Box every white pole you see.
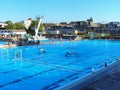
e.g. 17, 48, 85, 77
35, 17, 42, 41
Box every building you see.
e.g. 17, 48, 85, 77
92, 22, 120, 38
0, 29, 26, 39
24, 18, 32, 29
60, 25, 75, 35
87, 17, 93, 27
70, 21, 88, 30
0, 22, 8, 29
45, 23, 77, 35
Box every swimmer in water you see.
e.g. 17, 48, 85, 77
39, 48, 46, 53
67, 47, 72, 50
39, 48, 43, 51
65, 52, 80, 57
65, 52, 73, 57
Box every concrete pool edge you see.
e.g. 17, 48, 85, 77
56, 60, 120, 90
0, 44, 16, 48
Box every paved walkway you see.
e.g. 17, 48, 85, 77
82, 61, 120, 90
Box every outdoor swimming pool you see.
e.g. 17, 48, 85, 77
0, 40, 120, 90
0, 41, 6, 45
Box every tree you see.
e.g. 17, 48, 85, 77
6, 21, 25, 30
26, 20, 37, 35
26, 20, 44, 35
39, 23, 44, 32
6, 21, 15, 29
15, 22, 25, 29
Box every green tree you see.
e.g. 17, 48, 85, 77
26, 20, 37, 35
15, 22, 25, 29
39, 23, 44, 32
6, 21, 25, 30
26, 20, 44, 35
6, 21, 15, 29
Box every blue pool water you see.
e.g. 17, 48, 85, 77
0, 40, 120, 89
40, 38, 67, 42
0, 41, 6, 45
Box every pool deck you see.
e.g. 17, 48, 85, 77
58, 60, 120, 90
81, 61, 120, 90
0, 41, 72, 48
0, 44, 16, 48
0, 42, 55, 48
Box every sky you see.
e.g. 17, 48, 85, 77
0, 0, 120, 23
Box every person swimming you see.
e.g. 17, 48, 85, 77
65, 52, 74, 57
39, 48, 46, 53
14, 53, 19, 59
67, 47, 72, 50
60, 37, 62, 42
65, 51, 80, 57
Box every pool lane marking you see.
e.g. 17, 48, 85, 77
0, 60, 82, 88
1, 64, 37, 74
0, 55, 114, 89
0, 55, 101, 89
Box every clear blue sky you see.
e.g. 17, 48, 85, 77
0, 0, 120, 23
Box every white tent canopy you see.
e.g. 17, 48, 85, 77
0, 30, 26, 35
